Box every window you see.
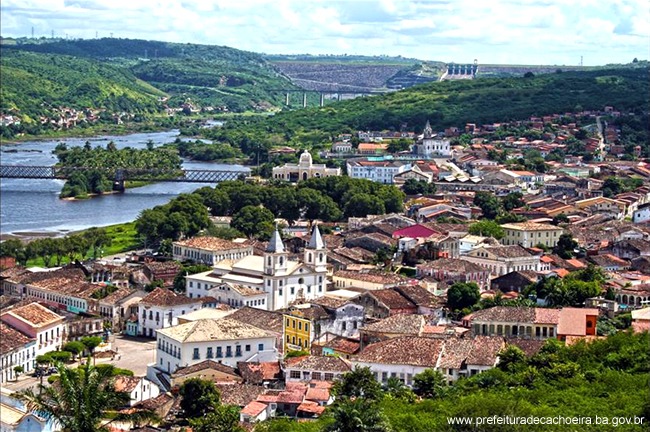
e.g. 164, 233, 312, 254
292, 320, 296, 329
258, 343, 264, 351
286, 335, 290, 342
290, 287, 295, 295
226, 346, 232, 357
235, 346, 242, 357
298, 278, 304, 284
342, 322, 347, 331
207, 347, 213, 358
286, 318, 290, 327
353, 321, 358, 329
192, 348, 200, 360
279, 289, 283, 296
216, 347, 223, 358
298, 322, 302, 330
305, 323, 309, 332
312, 372, 321, 380
324, 373, 334, 381
245, 344, 251, 351
290, 370, 301, 379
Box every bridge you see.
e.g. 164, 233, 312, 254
0, 165, 249, 191
267, 89, 390, 107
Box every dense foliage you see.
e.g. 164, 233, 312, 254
255, 331, 649, 432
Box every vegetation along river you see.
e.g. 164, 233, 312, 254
0, 130, 249, 236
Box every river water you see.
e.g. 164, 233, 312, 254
0, 129, 249, 236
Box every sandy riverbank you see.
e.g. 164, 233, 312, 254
0, 229, 83, 242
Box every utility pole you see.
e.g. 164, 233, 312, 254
51, 30, 54, 39
31, 26, 34, 39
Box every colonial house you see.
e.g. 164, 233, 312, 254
137, 288, 205, 338
439, 336, 506, 382
460, 245, 541, 276
207, 226, 329, 311
186, 272, 269, 309
0, 303, 65, 358
171, 360, 243, 388
352, 289, 417, 319
284, 355, 351, 383
332, 270, 412, 291
142, 262, 181, 288
416, 259, 491, 290
489, 270, 540, 293
114, 375, 160, 406
172, 237, 253, 266
352, 337, 444, 386
500, 222, 564, 248
0, 322, 35, 384
98, 288, 147, 331
272, 150, 340, 182
148, 318, 278, 386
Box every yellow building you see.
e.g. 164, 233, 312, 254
500, 222, 564, 248
283, 309, 313, 352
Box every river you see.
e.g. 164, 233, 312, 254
0, 129, 249, 237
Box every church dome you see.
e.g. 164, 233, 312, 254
299, 150, 313, 167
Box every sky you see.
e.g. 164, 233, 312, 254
1, 0, 648, 66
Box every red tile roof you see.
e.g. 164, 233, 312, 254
354, 337, 444, 367
392, 224, 439, 239
241, 401, 267, 417
140, 287, 197, 307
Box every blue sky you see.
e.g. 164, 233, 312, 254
1, 0, 648, 65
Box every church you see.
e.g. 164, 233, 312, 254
272, 150, 341, 182
204, 225, 329, 310
415, 121, 452, 158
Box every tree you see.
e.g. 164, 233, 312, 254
383, 377, 416, 402
324, 398, 392, 432
601, 177, 624, 198
189, 405, 245, 432
387, 138, 412, 153
497, 346, 526, 372
501, 192, 524, 211
62, 341, 86, 359
83, 227, 111, 259
331, 366, 382, 401
231, 205, 275, 239
447, 282, 481, 310
19, 362, 157, 432
81, 336, 103, 364
552, 213, 569, 225
468, 219, 505, 239
13, 366, 24, 380
343, 193, 385, 218
473, 191, 501, 220
412, 368, 447, 398
554, 233, 578, 259
179, 378, 221, 419
402, 178, 435, 195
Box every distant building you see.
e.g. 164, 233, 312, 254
500, 222, 564, 248
272, 150, 340, 182
415, 121, 451, 158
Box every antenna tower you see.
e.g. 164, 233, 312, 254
580, 56, 583, 67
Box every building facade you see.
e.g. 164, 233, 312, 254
272, 150, 340, 182
172, 237, 253, 266
500, 222, 564, 248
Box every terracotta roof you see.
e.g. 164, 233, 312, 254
157, 318, 275, 342
172, 360, 239, 378
1, 302, 63, 327
333, 270, 411, 285
144, 261, 181, 273
439, 338, 473, 369
465, 336, 505, 366
237, 362, 282, 384
228, 307, 284, 333
418, 258, 488, 274
140, 288, 197, 307
354, 337, 444, 367
174, 236, 250, 251
367, 289, 417, 310
277, 390, 305, 404
297, 401, 326, 415
114, 375, 142, 393
506, 338, 546, 357
285, 355, 352, 373
320, 337, 360, 354
500, 222, 562, 231
0, 322, 33, 353
305, 387, 330, 402
362, 314, 424, 335
466, 307, 561, 325
216, 383, 266, 407
241, 401, 268, 417
132, 392, 174, 412
99, 288, 138, 305
309, 296, 348, 310
481, 245, 534, 258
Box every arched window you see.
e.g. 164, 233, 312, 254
298, 277, 304, 284
279, 257, 284, 266
267, 257, 271, 266
308, 253, 312, 262
319, 253, 324, 262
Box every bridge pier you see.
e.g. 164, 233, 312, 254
320, 93, 324, 107
112, 180, 125, 192
286, 93, 290, 106
303, 92, 307, 108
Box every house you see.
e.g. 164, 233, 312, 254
574, 197, 627, 219
633, 202, 650, 223
490, 270, 539, 293
394, 285, 445, 317
142, 261, 181, 288
310, 298, 365, 340
208, 225, 329, 311
238, 361, 282, 386
171, 360, 242, 388
0, 398, 46, 432
500, 222, 564, 248
332, 270, 412, 291
352, 337, 444, 386
137, 288, 205, 338
0, 302, 65, 358
611, 239, 650, 260
415, 121, 451, 157
615, 284, 650, 309
148, 317, 278, 387
589, 254, 630, 272
186, 274, 269, 309
631, 307, 650, 333
284, 355, 351, 383
0, 322, 35, 384
352, 289, 417, 318
439, 336, 506, 382
312, 336, 361, 359
228, 307, 285, 353
172, 236, 253, 266
346, 158, 412, 184
460, 245, 541, 276
283, 304, 329, 352
360, 314, 427, 344
114, 375, 160, 406
416, 259, 491, 290
98, 288, 146, 331
272, 150, 341, 182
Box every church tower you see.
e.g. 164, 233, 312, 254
264, 226, 288, 275
304, 224, 327, 273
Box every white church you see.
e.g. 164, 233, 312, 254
185, 225, 329, 311
415, 121, 451, 158
272, 150, 341, 182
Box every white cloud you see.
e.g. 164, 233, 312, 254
0, 0, 647, 64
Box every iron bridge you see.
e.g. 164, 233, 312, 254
0, 165, 248, 183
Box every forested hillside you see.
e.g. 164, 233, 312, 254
0, 49, 164, 135
202, 65, 650, 159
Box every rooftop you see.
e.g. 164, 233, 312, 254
354, 337, 444, 367
140, 287, 197, 307
172, 359, 239, 378
228, 307, 284, 333
285, 355, 352, 373
0, 321, 33, 353
367, 289, 417, 310
333, 270, 411, 285
157, 318, 275, 342
1, 302, 64, 328
362, 314, 425, 335
501, 222, 563, 231
174, 236, 250, 251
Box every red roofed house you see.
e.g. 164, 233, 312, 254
1, 302, 65, 358
392, 224, 440, 240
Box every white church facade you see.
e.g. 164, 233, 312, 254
272, 150, 341, 182
186, 225, 329, 311
416, 121, 451, 158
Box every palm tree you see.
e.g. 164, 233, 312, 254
19, 361, 157, 432
324, 398, 392, 432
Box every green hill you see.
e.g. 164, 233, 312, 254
3, 38, 298, 114
204, 65, 649, 156
0, 49, 165, 135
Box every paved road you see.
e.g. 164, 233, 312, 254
109, 335, 157, 376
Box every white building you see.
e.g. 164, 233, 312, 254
114, 375, 160, 406
208, 225, 329, 311
186, 272, 268, 309
150, 318, 278, 377
137, 288, 205, 338
352, 337, 444, 386
272, 150, 341, 182
0, 323, 35, 385
460, 245, 541, 276
172, 237, 252, 266
415, 121, 451, 158
633, 203, 650, 223
1, 303, 66, 359
346, 158, 411, 184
